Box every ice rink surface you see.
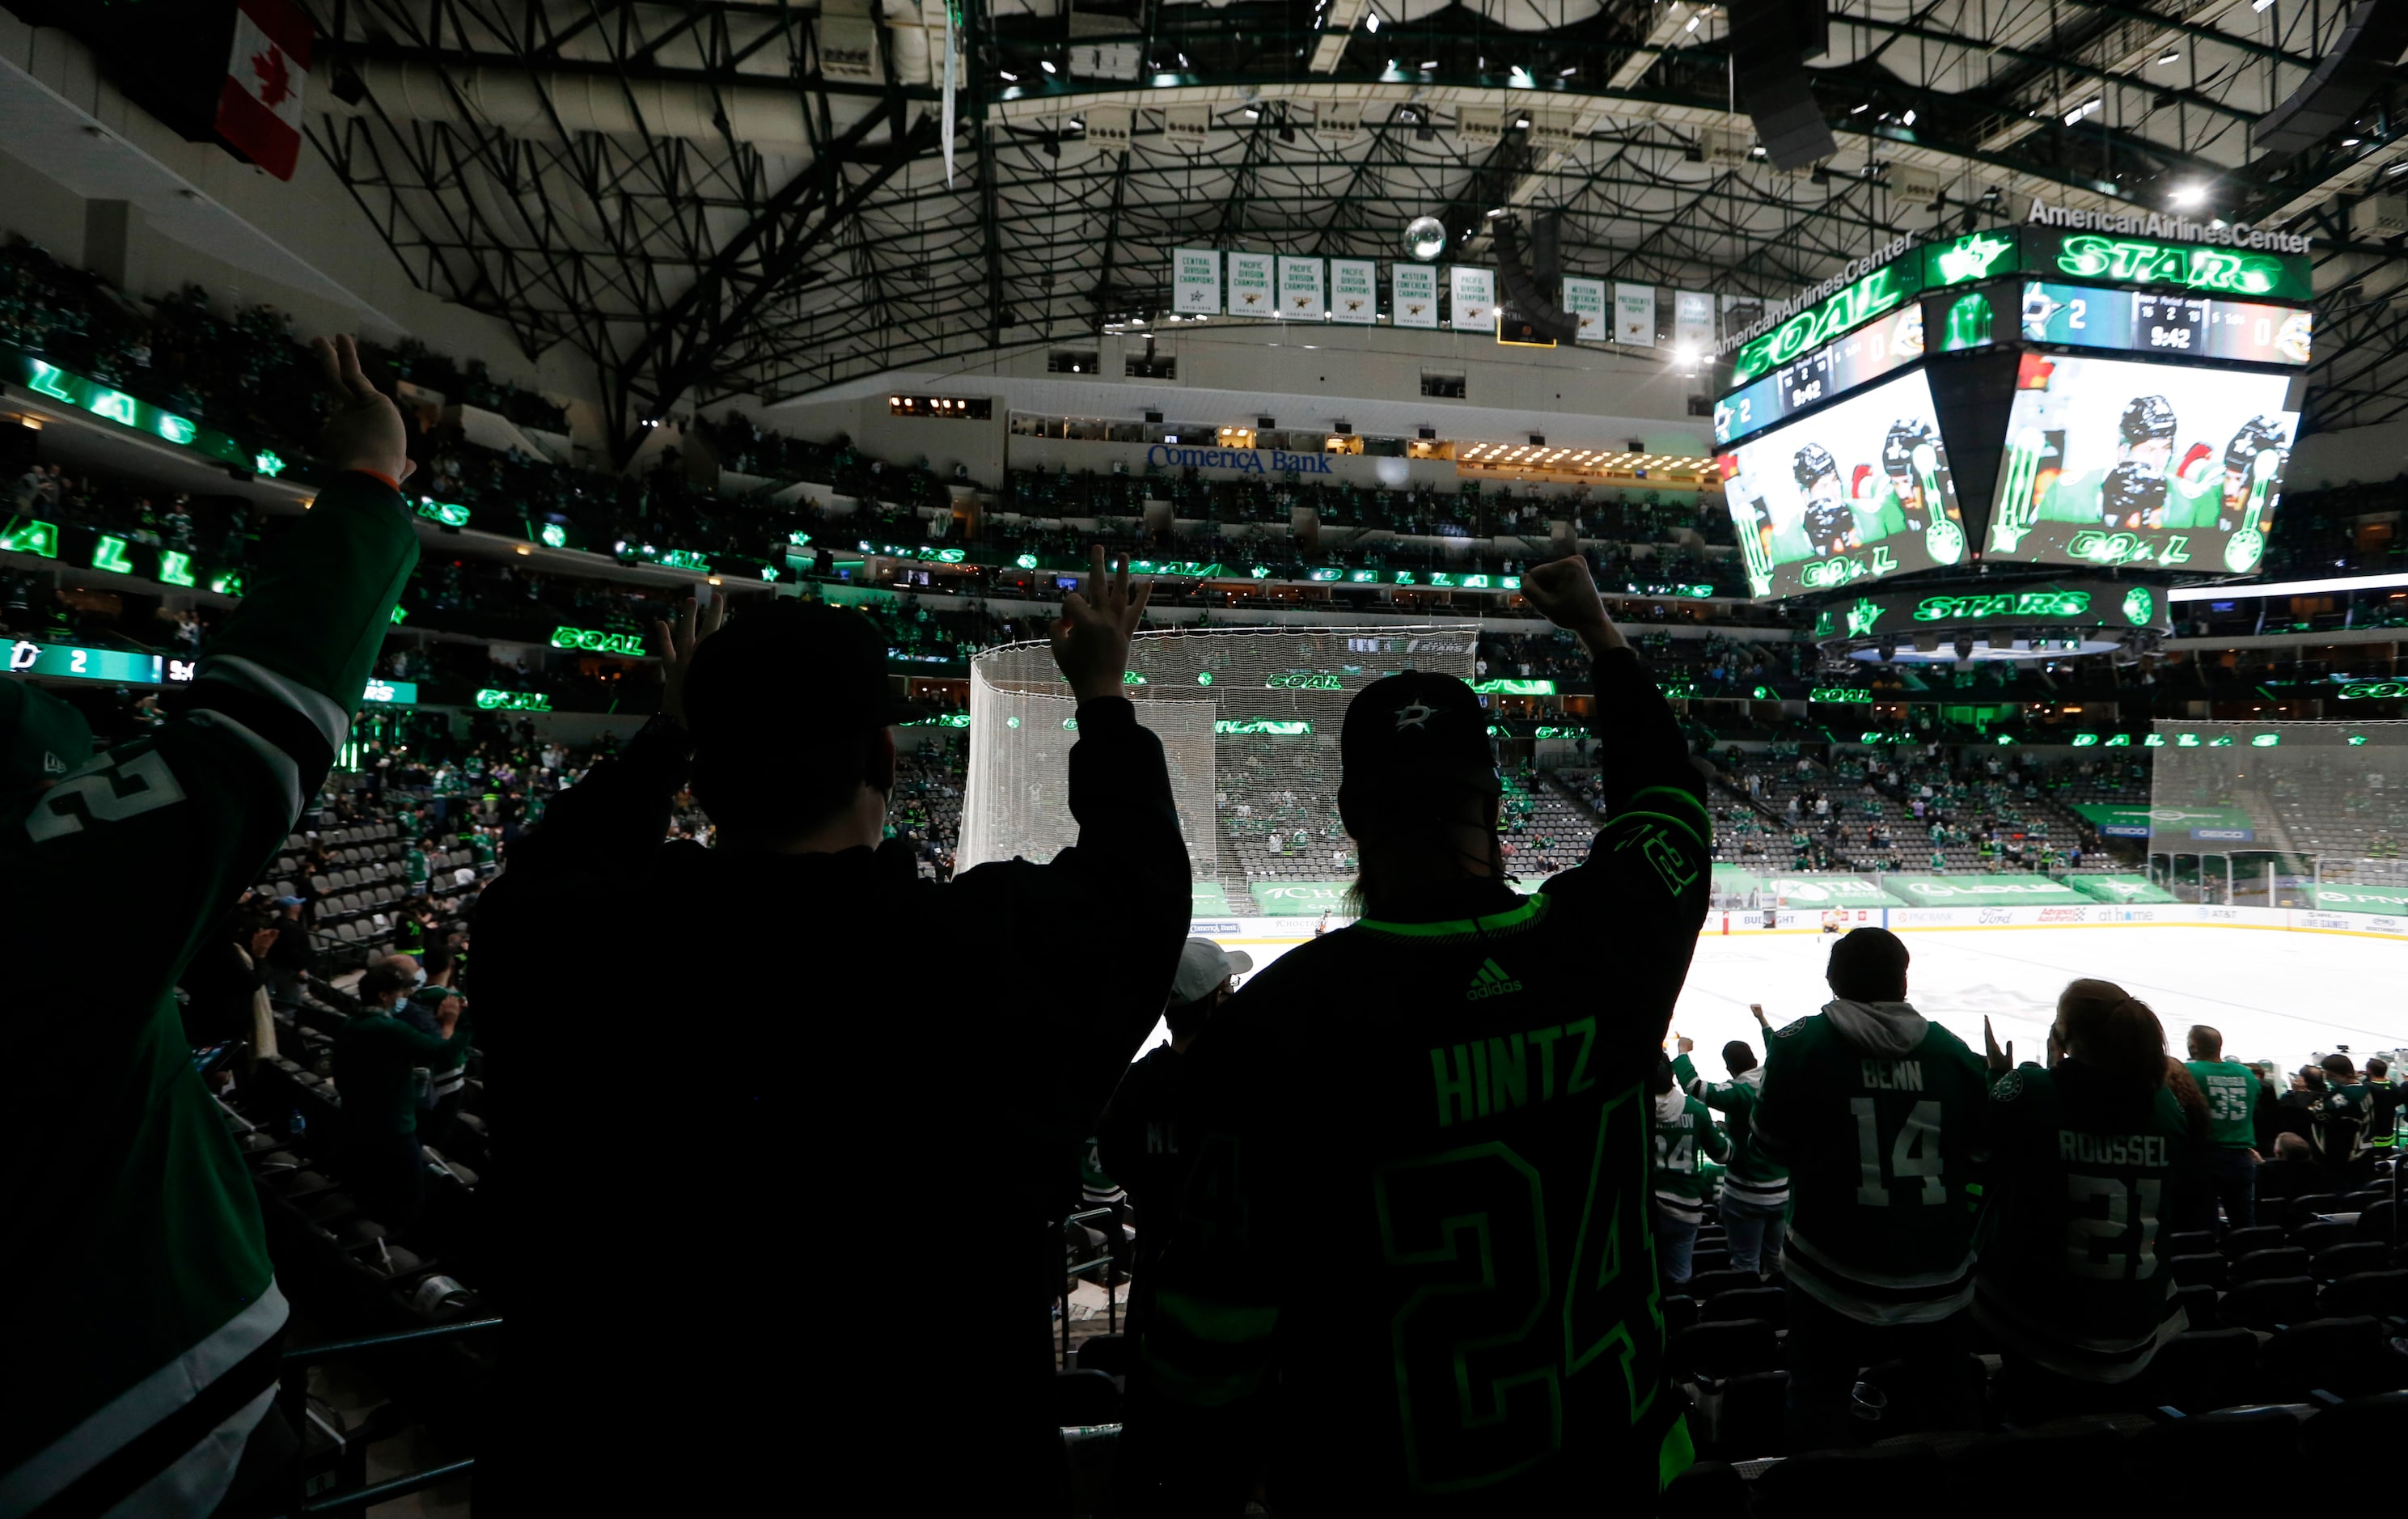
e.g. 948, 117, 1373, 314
1179, 924, 2407, 1076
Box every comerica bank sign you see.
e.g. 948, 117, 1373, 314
1146, 444, 1335, 476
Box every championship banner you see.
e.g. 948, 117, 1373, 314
1277, 256, 1327, 319
1562, 277, 1606, 341
1329, 258, 1378, 324
1172, 248, 1221, 315
1449, 267, 1496, 329
1393, 264, 1440, 328
1674, 291, 1715, 350
1226, 252, 1275, 318
1614, 282, 1657, 345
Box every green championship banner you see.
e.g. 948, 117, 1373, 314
2064, 874, 2180, 904
1249, 880, 1352, 916
1879, 874, 2093, 906
2303, 883, 2408, 915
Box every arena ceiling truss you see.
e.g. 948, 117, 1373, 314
299, 0, 2407, 449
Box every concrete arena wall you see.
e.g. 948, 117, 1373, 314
1192, 903, 2408, 942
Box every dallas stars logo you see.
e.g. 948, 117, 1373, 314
1845, 598, 1886, 637
1394, 700, 1435, 730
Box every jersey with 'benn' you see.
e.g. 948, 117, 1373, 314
1141, 648, 1710, 1516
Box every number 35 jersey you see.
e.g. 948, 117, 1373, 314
1974, 1062, 2201, 1381
1140, 649, 1712, 1516
1753, 1005, 1992, 1325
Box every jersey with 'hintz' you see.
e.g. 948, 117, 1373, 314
1138, 646, 1711, 1516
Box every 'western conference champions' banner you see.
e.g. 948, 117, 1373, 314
1393, 264, 1439, 328
1172, 248, 1221, 315
1562, 277, 1606, 341
1329, 258, 1378, 324
1449, 267, 1496, 329
1277, 256, 1326, 319
1227, 252, 1273, 318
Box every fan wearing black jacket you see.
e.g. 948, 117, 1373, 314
472, 551, 1191, 1513
1130, 555, 1712, 1517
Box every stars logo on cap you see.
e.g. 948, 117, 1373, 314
1394, 700, 1436, 731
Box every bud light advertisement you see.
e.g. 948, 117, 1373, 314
1716, 369, 1970, 601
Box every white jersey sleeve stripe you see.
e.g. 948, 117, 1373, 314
0, 1282, 286, 1514
195, 654, 353, 755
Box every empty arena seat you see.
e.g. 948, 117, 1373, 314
2136, 1328, 2261, 1414
2286, 1195, 2346, 1228
2219, 1275, 2317, 1330
2320, 1268, 2408, 1316
2262, 1316, 2392, 1399
2223, 1225, 2285, 1257
1669, 1319, 1780, 1381
1708, 1370, 1790, 1460
2292, 1220, 2352, 1255
2162, 1230, 2218, 1259
2130, 1406, 2302, 1473
2233, 1246, 2312, 1284
2299, 1390, 2408, 1462
1663, 1293, 1699, 1335
2352, 1200, 2397, 1242
2312, 1241, 2387, 1280
1701, 1287, 1788, 1328
2167, 1253, 2228, 1290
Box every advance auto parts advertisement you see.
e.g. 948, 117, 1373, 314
1987, 352, 2298, 575
1717, 368, 1970, 601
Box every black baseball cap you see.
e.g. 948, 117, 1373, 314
1338, 671, 1500, 829
683, 602, 925, 751
0, 680, 94, 798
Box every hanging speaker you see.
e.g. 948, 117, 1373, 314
2253, 0, 2408, 153
1492, 213, 1579, 344
1727, 0, 1837, 171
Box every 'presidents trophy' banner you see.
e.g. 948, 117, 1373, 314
1329, 258, 1378, 324
1173, 248, 1221, 315
1563, 277, 1606, 341
1450, 267, 1496, 329
1277, 255, 1327, 319
1615, 282, 1657, 345
1227, 252, 1274, 318
1393, 264, 1440, 328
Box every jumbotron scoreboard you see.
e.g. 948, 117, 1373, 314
1712, 208, 2312, 641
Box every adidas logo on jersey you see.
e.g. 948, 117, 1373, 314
1466, 958, 1523, 1001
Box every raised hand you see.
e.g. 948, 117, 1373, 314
652, 594, 727, 728
1051, 545, 1152, 703
1750, 1002, 1770, 1028
1983, 1015, 2014, 1073
1519, 555, 1625, 654
311, 334, 413, 486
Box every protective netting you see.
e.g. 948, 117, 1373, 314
957, 624, 1480, 899
2147, 720, 2408, 906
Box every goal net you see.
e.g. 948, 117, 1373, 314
2146, 719, 2408, 908
957, 624, 1480, 912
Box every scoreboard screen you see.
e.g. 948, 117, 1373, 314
1986, 353, 2298, 574
2017, 282, 2313, 366
1717, 368, 1971, 600
1712, 304, 1925, 447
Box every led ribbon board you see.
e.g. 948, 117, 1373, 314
551, 626, 648, 655
1725, 256, 1926, 388
1814, 579, 2170, 640
2017, 282, 2312, 366
7, 638, 163, 683
11, 354, 253, 468
475, 689, 553, 711
2029, 228, 2312, 304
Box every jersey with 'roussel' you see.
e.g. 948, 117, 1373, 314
0, 472, 416, 1518
1974, 1063, 2200, 1381
1754, 1013, 1991, 1324
1141, 647, 1710, 1515
1652, 1094, 1730, 1213
2184, 1059, 2261, 1149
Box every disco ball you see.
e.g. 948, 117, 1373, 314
1403, 215, 1448, 262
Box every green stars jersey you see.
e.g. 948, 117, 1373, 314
1, 472, 417, 1517
1974, 1062, 2200, 1382
1674, 1057, 1788, 1208
2184, 1059, 2262, 1150
1753, 1004, 1991, 1324
1137, 648, 1710, 1516
1652, 1090, 1730, 1220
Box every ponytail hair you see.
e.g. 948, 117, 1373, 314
2058, 978, 2169, 1090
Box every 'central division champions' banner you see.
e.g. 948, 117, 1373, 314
1173, 248, 1221, 314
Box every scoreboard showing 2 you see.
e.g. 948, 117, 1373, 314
2017, 282, 2313, 366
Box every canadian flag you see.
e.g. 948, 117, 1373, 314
214, 0, 311, 180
